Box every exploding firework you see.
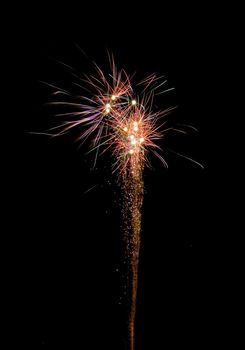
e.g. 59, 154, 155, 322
41, 53, 202, 350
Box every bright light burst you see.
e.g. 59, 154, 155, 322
47, 55, 176, 174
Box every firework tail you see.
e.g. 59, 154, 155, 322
122, 161, 144, 350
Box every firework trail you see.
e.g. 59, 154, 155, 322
41, 53, 202, 349
122, 166, 143, 350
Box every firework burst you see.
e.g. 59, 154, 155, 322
41, 53, 201, 350
46, 56, 175, 172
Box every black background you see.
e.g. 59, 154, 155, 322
10, 3, 226, 349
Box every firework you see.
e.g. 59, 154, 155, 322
41, 53, 201, 350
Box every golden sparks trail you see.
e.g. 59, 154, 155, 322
41, 54, 201, 349
122, 165, 143, 350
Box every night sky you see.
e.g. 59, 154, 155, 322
12, 4, 223, 349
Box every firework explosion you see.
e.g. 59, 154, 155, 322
42, 54, 199, 349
